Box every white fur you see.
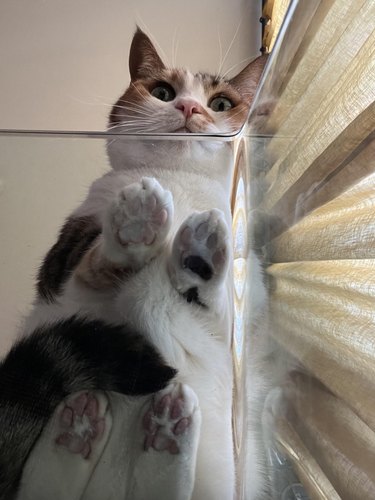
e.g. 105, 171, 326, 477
16, 75, 271, 499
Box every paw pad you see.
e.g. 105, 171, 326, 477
55, 392, 106, 459
142, 383, 199, 455
113, 177, 173, 247
175, 209, 229, 281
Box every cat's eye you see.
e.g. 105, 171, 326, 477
150, 83, 176, 102
209, 96, 233, 112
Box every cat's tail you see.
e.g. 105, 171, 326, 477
0, 316, 176, 499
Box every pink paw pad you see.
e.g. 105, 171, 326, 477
55, 392, 105, 459
142, 384, 198, 455
114, 177, 173, 247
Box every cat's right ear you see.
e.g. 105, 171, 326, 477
129, 27, 166, 81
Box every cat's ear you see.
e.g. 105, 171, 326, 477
229, 54, 268, 104
129, 27, 166, 81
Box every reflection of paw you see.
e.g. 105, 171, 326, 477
55, 392, 108, 459
172, 209, 229, 284
104, 177, 173, 265
142, 383, 200, 455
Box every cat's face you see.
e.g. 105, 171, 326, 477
109, 29, 267, 135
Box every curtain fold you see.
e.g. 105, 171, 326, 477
275, 416, 342, 500
285, 373, 375, 499
267, 173, 375, 261
250, 0, 375, 497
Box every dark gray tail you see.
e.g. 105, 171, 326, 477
0, 317, 176, 499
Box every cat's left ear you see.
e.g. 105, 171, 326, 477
229, 54, 268, 104
129, 27, 166, 81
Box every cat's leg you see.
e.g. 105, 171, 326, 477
18, 391, 111, 500
131, 383, 201, 500
168, 209, 230, 310
54, 391, 108, 460
102, 177, 173, 267
75, 177, 173, 289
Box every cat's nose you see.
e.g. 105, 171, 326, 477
175, 99, 203, 118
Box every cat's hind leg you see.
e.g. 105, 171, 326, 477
54, 391, 107, 460
17, 391, 111, 500
131, 383, 201, 500
169, 209, 230, 310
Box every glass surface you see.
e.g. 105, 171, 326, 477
0, 127, 306, 499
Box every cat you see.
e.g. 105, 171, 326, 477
1, 28, 268, 500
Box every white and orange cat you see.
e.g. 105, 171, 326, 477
1, 29, 269, 500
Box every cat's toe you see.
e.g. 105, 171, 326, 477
113, 177, 173, 246
143, 383, 200, 455
55, 391, 108, 460
173, 209, 229, 284
103, 177, 173, 267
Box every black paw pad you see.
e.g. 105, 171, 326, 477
183, 256, 213, 281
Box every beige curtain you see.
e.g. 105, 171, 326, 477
250, 0, 375, 498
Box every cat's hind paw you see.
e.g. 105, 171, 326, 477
55, 391, 108, 459
142, 383, 201, 455
103, 177, 173, 267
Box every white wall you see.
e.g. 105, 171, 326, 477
0, 0, 261, 131
0, 0, 261, 351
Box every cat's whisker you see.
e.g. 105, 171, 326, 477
115, 99, 147, 108
116, 98, 153, 109
118, 115, 156, 123
118, 109, 153, 118
217, 19, 242, 76
221, 56, 254, 80
216, 26, 224, 79
227, 109, 249, 123
69, 96, 104, 106
130, 83, 153, 103
108, 119, 159, 133
115, 103, 156, 117
171, 28, 180, 68
73, 98, 151, 118
108, 123, 156, 133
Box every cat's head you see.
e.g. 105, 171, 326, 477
109, 28, 267, 135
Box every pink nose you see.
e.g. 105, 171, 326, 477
175, 99, 203, 118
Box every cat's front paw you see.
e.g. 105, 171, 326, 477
169, 209, 230, 303
103, 177, 173, 267
142, 383, 201, 455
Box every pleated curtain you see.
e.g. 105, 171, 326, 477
249, 1, 375, 498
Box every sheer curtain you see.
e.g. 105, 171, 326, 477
250, 1, 375, 498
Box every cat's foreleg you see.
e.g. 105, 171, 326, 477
168, 209, 230, 311
75, 177, 174, 289
131, 383, 201, 500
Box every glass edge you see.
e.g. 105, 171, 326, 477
0, 128, 242, 142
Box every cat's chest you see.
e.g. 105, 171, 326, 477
115, 259, 230, 374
